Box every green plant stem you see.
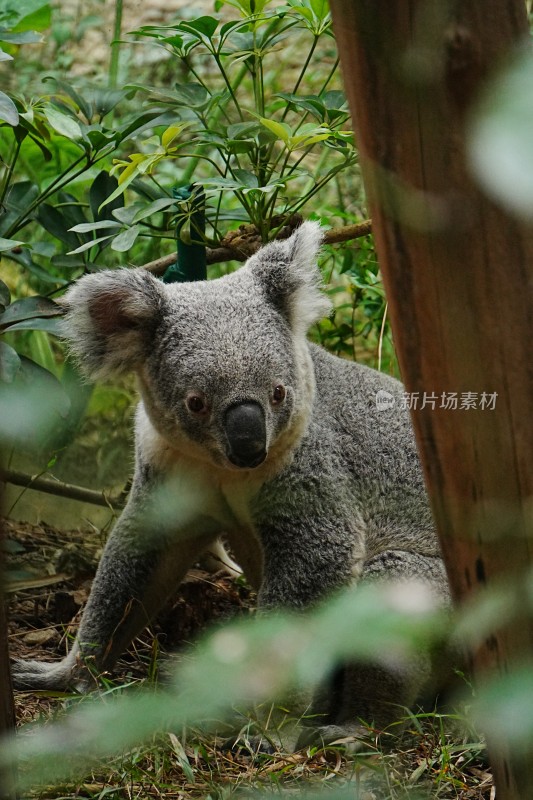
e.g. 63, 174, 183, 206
280, 34, 319, 124
180, 64, 248, 185
184, 62, 233, 125
109, 0, 124, 89
214, 53, 245, 121
179, 153, 227, 178
5, 152, 97, 238
0, 138, 22, 211
320, 56, 340, 95
291, 157, 353, 214
296, 145, 343, 203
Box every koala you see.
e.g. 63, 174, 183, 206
12, 222, 450, 749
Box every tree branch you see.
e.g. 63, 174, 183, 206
143, 218, 373, 276
1, 469, 126, 511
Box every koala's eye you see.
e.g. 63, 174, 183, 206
186, 393, 208, 416
272, 384, 286, 405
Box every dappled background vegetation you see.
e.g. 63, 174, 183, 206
1, 0, 392, 530
3, 1, 533, 799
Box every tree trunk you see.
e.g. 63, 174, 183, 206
0, 485, 16, 799
329, 1, 533, 797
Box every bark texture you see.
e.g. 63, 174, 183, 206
330, 2, 533, 797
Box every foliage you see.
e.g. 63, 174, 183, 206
0, 0, 388, 471
3, 580, 449, 791
5, 6, 533, 800
0, 0, 51, 126
6, 570, 533, 798
316, 232, 392, 370
0, 276, 70, 452
0, 5, 174, 456
75, 0, 356, 251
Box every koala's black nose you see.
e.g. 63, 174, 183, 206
224, 401, 267, 468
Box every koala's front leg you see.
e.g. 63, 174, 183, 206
12, 480, 217, 692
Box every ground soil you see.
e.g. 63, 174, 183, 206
6, 517, 254, 726
4, 517, 494, 799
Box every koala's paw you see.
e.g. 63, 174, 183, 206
11, 656, 90, 693
296, 723, 377, 754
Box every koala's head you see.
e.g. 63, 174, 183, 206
61, 222, 330, 471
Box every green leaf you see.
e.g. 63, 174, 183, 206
67, 234, 115, 255
288, 123, 331, 150
232, 169, 258, 189
259, 117, 291, 144
0, 91, 18, 126
5, 181, 39, 216
0, 280, 10, 309
0, 296, 62, 330
0, 355, 71, 450
112, 206, 141, 225
173, 83, 211, 109
44, 107, 82, 140
50, 254, 87, 270
56, 191, 88, 231
0, 30, 42, 44
161, 124, 183, 149
37, 205, 80, 249
226, 138, 255, 155
118, 109, 177, 142
179, 16, 219, 39
322, 89, 346, 110
68, 220, 121, 234
5, 248, 64, 284
219, 19, 247, 44
473, 665, 533, 756
89, 170, 123, 222
9, 317, 63, 336
131, 197, 177, 224
226, 122, 261, 139
0, 236, 24, 252
276, 92, 325, 121
0, 341, 21, 384
468, 49, 533, 219
89, 87, 132, 118
42, 77, 92, 120
110, 224, 141, 252
14, 1, 51, 32
0, 48, 12, 62
0, 0, 50, 31
0, 181, 39, 236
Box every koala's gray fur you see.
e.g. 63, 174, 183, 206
12, 222, 450, 749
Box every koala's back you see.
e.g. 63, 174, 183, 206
260, 343, 439, 562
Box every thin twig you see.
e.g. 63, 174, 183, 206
1, 469, 125, 510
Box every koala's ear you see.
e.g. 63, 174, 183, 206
248, 221, 331, 332
59, 268, 165, 380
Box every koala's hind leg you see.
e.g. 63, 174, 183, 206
12, 482, 219, 692
297, 551, 451, 751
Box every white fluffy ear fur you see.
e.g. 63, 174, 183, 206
248, 221, 331, 333
59, 268, 165, 380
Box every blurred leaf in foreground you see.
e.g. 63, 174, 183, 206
468, 48, 533, 218
1, 581, 444, 790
